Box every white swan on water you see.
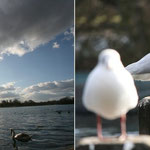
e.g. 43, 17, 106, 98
11, 129, 31, 142
83, 49, 138, 140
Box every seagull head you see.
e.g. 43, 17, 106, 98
98, 49, 123, 70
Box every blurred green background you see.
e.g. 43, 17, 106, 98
76, 0, 150, 71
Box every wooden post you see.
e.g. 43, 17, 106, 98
138, 97, 150, 135
76, 136, 150, 150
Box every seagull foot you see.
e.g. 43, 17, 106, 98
118, 134, 127, 141
98, 135, 103, 141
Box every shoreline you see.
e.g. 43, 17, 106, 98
0, 103, 74, 108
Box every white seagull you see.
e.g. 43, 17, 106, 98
126, 53, 150, 81
82, 49, 138, 140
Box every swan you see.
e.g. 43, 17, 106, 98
10, 129, 31, 142
83, 49, 138, 140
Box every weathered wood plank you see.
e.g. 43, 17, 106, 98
77, 136, 150, 150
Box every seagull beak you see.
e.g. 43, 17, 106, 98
106, 59, 113, 70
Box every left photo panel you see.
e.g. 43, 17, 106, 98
0, 0, 74, 150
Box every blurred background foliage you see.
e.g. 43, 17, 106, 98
76, 0, 150, 71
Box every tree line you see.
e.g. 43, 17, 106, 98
0, 97, 74, 107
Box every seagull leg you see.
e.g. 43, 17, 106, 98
119, 114, 127, 140
97, 115, 103, 140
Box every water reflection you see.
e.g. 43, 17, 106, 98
12, 139, 18, 150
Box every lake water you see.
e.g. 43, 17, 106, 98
0, 104, 74, 150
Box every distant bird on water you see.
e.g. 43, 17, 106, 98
56, 110, 62, 114
83, 49, 138, 140
11, 129, 31, 142
126, 53, 150, 81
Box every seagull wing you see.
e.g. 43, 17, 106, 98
126, 53, 150, 80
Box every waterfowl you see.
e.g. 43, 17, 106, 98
83, 49, 138, 140
10, 129, 31, 142
56, 110, 62, 114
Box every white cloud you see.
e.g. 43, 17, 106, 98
1, 82, 16, 91
0, 82, 20, 100
22, 79, 74, 101
64, 31, 70, 35
0, 79, 74, 102
63, 27, 74, 41
53, 42, 60, 48
70, 27, 74, 36
0, 0, 73, 60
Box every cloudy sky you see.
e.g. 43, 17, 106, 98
0, 0, 74, 102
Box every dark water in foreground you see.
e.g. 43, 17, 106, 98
0, 105, 74, 150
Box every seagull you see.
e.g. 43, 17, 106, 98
126, 53, 150, 81
82, 49, 138, 140
10, 129, 32, 142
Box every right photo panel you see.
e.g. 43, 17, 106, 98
76, 0, 150, 149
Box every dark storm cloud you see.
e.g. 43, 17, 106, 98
0, 0, 74, 59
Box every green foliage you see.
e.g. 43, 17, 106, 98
76, 0, 150, 71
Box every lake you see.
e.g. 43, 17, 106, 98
0, 104, 74, 150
